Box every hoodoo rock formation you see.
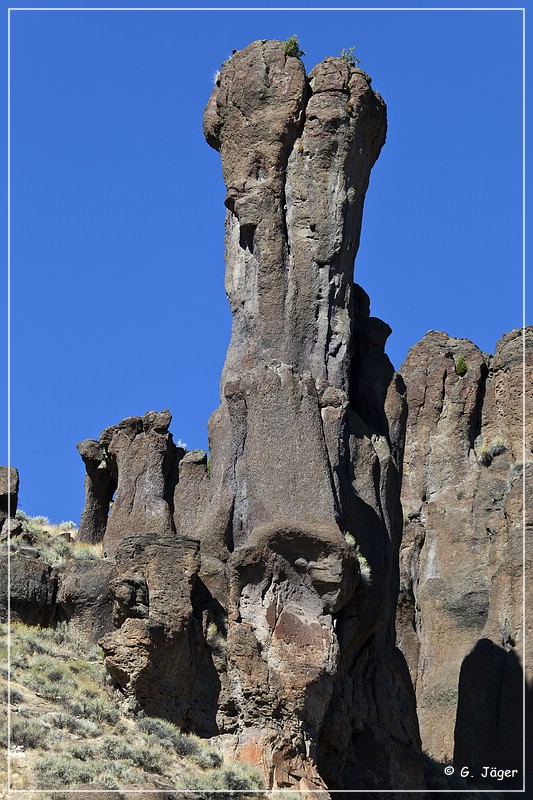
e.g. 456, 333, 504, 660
396, 327, 532, 787
74, 40, 426, 792
199, 40, 423, 791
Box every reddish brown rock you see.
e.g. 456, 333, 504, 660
397, 327, 532, 786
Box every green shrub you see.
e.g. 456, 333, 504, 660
1, 685, 24, 704
99, 734, 136, 761
478, 435, 506, 466
344, 531, 356, 548
26, 655, 78, 700
67, 741, 97, 761
455, 354, 468, 376
206, 620, 227, 659
11, 716, 49, 748
137, 715, 201, 756
64, 694, 120, 725
193, 748, 223, 769
339, 46, 360, 66
67, 541, 102, 561
34, 752, 100, 787
131, 738, 167, 773
184, 760, 264, 797
42, 711, 101, 738
284, 34, 305, 58
343, 533, 371, 584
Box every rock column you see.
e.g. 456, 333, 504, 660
202, 40, 424, 792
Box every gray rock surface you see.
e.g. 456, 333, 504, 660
99, 532, 218, 734
77, 410, 185, 558
0, 549, 58, 626
57, 558, 116, 644
78, 41, 424, 793
77, 439, 116, 544
0, 466, 19, 532
396, 327, 532, 787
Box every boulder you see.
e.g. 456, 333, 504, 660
0, 466, 19, 532
0, 549, 57, 626
56, 558, 116, 644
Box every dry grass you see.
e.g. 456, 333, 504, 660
7, 511, 103, 568
1, 621, 264, 797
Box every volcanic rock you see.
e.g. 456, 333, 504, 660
0, 549, 58, 626
396, 327, 532, 785
99, 532, 219, 734
0, 466, 19, 532
201, 40, 424, 791
77, 410, 184, 558
77, 439, 116, 544
73, 39, 427, 792
56, 557, 116, 644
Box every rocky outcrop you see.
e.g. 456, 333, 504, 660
56, 558, 115, 643
77, 410, 184, 559
397, 327, 532, 786
99, 532, 220, 735
6, 42, 528, 796
0, 466, 19, 533
0, 466, 59, 626
0, 548, 58, 626
77, 439, 116, 544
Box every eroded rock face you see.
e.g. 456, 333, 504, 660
99, 533, 219, 734
0, 550, 58, 626
57, 558, 115, 644
200, 40, 424, 791
77, 410, 184, 558
397, 327, 532, 785
77, 439, 116, 544
0, 467, 59, 626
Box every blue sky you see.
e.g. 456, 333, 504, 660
2, 3, 526, 523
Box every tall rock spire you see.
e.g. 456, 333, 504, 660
200, 40, 423, 791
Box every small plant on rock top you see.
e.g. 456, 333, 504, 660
340, 46, 360, 66
455, 354, 468, 376
284, 34, 305, 58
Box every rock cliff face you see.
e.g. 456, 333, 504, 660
396, 327, 532, 787
73, 40, 425, 792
